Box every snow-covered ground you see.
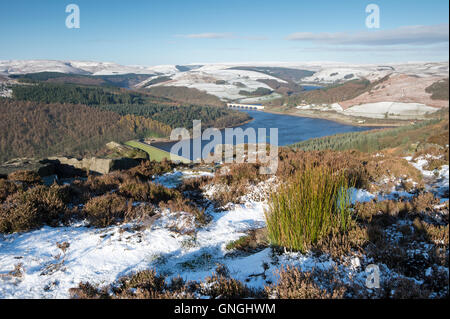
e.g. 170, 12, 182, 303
0, 60, 161, 76
342, 102, 440, 119
296, 101, 440, 119
144, 66, 281, 100
2, 59, 448, 104
0, 200, 266, 298
352, 155, 449, 203
296, 103, 344, 112
0, 170, 267, 298
406, 155, 449, 201
0, 85, 12, 98
0, 156, 448, 298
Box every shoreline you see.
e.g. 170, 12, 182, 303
260, 108, 410, 128
142, 108, 409, 148
145, 117, 256, 144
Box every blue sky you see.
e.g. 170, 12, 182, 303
0, 0, 448, 65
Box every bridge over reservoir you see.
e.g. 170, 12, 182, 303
227, 103, 265, 110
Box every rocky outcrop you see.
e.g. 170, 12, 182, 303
48, 157, 141, 175
1, 156, 142, 178
0, 158, 56, 176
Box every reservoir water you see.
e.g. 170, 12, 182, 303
152, 110, 376, 160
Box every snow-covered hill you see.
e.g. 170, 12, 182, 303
0, 60, 164, 76
1, 59, 448, 103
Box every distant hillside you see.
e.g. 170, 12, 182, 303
228, 66, 315, 83
0, 99, 171, 162
3, 60, 448, 103
145, 86, 225, 107
426, 78, 449, 101
267, 78, 387, 107
292, 117, 449, 154
10, 72, 154, 88
256, 79, 303, 96
95, 104, 251, 130
12, 82, 146, 105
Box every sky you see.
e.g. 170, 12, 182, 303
0, 0, 448, 66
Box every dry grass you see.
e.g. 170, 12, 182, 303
0, 179, 20, 202
225, 228, 268, 252
70, 266, 255, 299
312, 226, 369, 260
159, 197, 207, 226
83, 193, 128, 227
207, 163, 268, 206
354, 193, 442, 223
119, 179, 180, 204
84, 172, 128, 195
266, 266, 347, 299
0, 185, 67, 233
128, 159, 177, 180
7, 170, 42, 185
276, 148, 423, 192
202, 273, 256, 299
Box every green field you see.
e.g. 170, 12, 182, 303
125, 140, 191, 164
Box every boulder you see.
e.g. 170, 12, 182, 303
1, 155, 142, 178
0, 158, 57, 177
48, 156, 141, 175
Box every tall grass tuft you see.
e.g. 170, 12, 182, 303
265, 166, 354, 253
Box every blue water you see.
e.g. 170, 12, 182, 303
152, 110, 376, 160
238, 110, 371, 145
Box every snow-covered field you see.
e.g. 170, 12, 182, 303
296, 103, 344, 112
342, 102, 440, 119
143, 66, 282, 100
0, 60, 159, 76
1, 59, 448, 104
1, 154, 448, 298
295, 101, 440, 119
0, 200, 266, 298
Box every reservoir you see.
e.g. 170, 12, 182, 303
151, 110, 376, 160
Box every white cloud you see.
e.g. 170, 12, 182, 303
286, 24, 449, 45
241, 36, 269, 41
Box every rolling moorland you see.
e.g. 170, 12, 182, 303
0, 116, 448, 298
0, 81, 250, 163
0, 60, 448, 299
2, 60, 447, 124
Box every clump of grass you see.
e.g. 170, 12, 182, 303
202, 273, 255, 299
70, 269, 196, 299
0, 179, 20, 202
226, 236, 252, 251
159, 197, 207, 226
266, 266, 347, 299
225, 228, 268, 252
208, 162, 268, 206
83, 193, 128, 227
119, 180, 180, 204
0, 185, 67, 234
265, 166, 354, 252
128, 159, 177, 180
7, 170, 42, 186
